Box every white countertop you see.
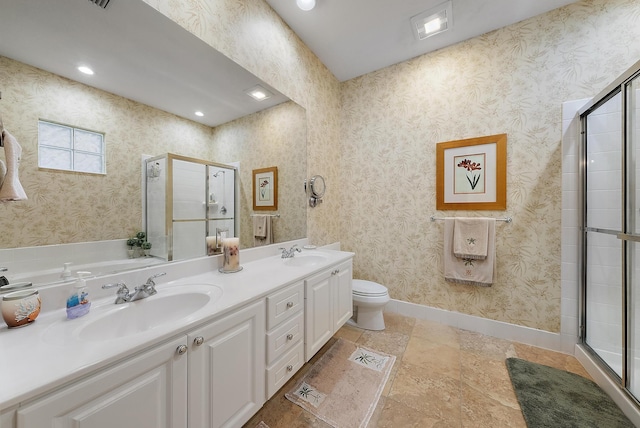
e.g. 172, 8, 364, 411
0, 246, 353, 409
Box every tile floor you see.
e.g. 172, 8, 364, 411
244, 312, 592, 428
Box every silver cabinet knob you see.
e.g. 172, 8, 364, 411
194, 336, 204, 346
286, 301, 294, 308
286, 365, 293, 372
176, 345, 188, 355
286, 333, 294, 340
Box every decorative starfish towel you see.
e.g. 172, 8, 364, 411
445, 218, 496, 287
453, 217, 491, 260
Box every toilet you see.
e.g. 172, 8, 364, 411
349, 279, 390, 331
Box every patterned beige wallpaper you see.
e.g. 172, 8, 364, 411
4, 0, 639, 333
340, 0, 640, 332
0, 56, 214, 248
212, 101, 307, 248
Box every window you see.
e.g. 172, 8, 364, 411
38, 120, 105, 174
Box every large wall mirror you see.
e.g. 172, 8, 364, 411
0, 0, 307, 283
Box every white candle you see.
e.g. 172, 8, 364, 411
222, 237, 240, 271
206, 236, 217, 256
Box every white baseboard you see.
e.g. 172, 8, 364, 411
384, 298, 577, 354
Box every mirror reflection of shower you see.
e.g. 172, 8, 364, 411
211, 170, 227, 215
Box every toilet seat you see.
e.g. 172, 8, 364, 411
352, 280, 388, 297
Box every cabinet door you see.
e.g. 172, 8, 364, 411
17, 337, 188, 428
305, 269, 333, 361
188, 300, 265, 428
333, 260, 353, 331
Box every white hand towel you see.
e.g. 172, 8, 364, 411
253, 215, 274, 246
444, 218, 496, 287
0, 129, 28, 202
453, 217, 491, 260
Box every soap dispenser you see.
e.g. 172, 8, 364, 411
60, 262, 72, 280
66, 271, 91, 320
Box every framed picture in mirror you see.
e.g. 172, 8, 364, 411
436, 134, 507, 210
253, 166, 278, 211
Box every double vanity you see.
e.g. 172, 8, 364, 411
0, 243, 353, 428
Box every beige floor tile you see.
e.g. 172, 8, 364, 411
381, 312, 416, 336
249, 315, 598, 428
357, 329, 411, 357
411, 318, 461, 348
388, 361, 461, 420
376, 396, 459, 427
461, 381, 527, 428
460, 350, 520, 409
334, 323, 364, 343
459, 329, 518, 361
403, 335, 461, 379
512, 342, 593, 379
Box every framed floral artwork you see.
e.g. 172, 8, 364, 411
253, 166, 278, 211
436, 134, 507, 210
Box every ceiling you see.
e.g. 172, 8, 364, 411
0, 0, 288, 128
264, 0, 579, 82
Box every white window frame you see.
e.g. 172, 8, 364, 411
38, 120, 106, 174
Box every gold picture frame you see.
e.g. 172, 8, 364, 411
252, 166, 278, 211
436, 134, 507, 211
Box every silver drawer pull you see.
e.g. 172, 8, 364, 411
286, 333, 294, 340
176, 345, 188, 355
286, 365, 293, 372
286, 301, 294, 308
194, 336, 204, 346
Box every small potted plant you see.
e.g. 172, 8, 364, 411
142, 241, 152, 257
126, 238, 138, 258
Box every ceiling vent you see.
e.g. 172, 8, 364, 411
88, 0, 110, 9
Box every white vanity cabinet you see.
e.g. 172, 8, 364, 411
187, 300, 265, 428
264, 281, 305, 399
305, 259, 353, 361
15, 336, 188, 428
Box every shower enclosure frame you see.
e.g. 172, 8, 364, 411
145, 153, 237, 261
579, 58, 640, 406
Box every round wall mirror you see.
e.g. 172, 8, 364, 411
306, 175, 325, 207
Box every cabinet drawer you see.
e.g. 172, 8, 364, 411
266, 341, 304, 399
266, 281, 303, 329
266, 311, 304, 364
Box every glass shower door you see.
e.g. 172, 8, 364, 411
628, 74, 640, 397
584, 92, 624, 378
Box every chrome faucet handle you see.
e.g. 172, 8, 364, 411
0, 267, 7, 272
145, 272, 166, 286
102, 282, 130, 304
143, 272, 166, 295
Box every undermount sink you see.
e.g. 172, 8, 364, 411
282, 253, 329, 267
43, 284, 222, 343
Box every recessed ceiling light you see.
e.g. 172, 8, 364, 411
77, 66, 94, 75
296, 0, 316, 11
195, 111, 204, 117
245, 85, 273, 101
410, 0, 452, 41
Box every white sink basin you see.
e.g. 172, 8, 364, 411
43, 284, 222, 343
283, 253, 329, 267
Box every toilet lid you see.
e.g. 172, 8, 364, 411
352, 280, 388, 297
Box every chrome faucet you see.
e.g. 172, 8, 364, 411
0, 267, 8, 286
102, 272, 166, 304
279, 244, 302, 258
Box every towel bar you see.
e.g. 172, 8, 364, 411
250, 214, 280, 217
430, 215, 512, 223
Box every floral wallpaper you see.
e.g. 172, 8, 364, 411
212, 101, 307, 248
0, 56, 214, 248
4, 0, 640, 333
340, 0, 640, 332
